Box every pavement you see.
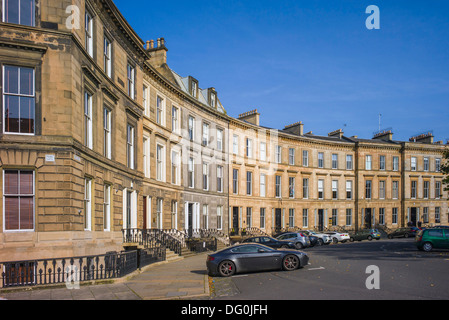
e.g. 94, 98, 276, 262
0, 252, 212, 300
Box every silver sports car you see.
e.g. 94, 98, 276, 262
206, 243, 309, 277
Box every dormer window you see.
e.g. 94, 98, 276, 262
189, 77, 198, 98
208, 89, 217, 108
210, 93, 216, 108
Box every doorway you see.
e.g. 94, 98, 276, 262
275, 208, 282, 232
365, 208, 372, 229
410, 207, 417, 227
317, 209, 324, 231
232, 207, 239, 230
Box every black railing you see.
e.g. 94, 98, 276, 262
0, 245, 166, 289
122, 228, 228, 255
122, 229, 182, 255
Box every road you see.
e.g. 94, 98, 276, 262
210, 238, 449, 300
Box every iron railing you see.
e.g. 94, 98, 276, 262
0, 245, 166, 289
122, 228, 230, 255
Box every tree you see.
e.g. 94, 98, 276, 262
441, 149, 449, 191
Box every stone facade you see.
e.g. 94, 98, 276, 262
0, 0, 447, 262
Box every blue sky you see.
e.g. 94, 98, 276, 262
114, 0, 449, 142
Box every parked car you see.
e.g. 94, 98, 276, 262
276, 232, 312, 249
387, 227, 419, 239
416, 228, 449, 252
304, 230, 332, 245
206, 243, 309, 277
325, 231, 350, 244
242, 236, 297, 249
349, 229, 381, 242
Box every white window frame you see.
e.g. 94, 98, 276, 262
85, 9, 94, 57
84, 177, 92, 231
104, 36, 112, 78
332, 154, 338, 169
275, 175, 282, 198
275, 145, 282, 164
411, 157, 417, 171
188, 157, 195, 188
289, 148, 295, 166
127, 124, 135, 169
260, 173, 266, 197
3, 170, 35, 232
171, 150, 180, 185
156, 95, 165, 126
217, 165, 223, 193
3, 65, 36, 135
3, 0, 36, 26
156, 143, 166, 182
202, 122, 209, 146
365, 155, 372, 170
103, 107, 111, 159
127, 64, 135, 99
318, 179, 324, 200
143, 136, 150, 178
260, 142, 266, 161
103, 184, 111, 231
233, 135, 239, 155
84, 91, 93, 149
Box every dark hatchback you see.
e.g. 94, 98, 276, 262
242, 236, 297, 249
387, 227, 420, 239
206, 243, 309, 277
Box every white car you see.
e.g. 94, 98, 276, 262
304, 230, 332, 245
325, 231, 350, 244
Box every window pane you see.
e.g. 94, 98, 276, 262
5, 197, 19, 230
20, 171, 33, 194
20, 0, 34, 26
4, 0, 20, 24
4, 170, 19, 194
20, 67, 34, 95
20, 197, 34, 229
20, 97, 35, 134
4, 66, 19, 94
4, 95, 20, 133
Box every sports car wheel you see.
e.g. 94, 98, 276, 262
218, 260, 236, 277
282, 255, 300, 271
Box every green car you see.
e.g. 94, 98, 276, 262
349, 229, 381, 242
416, 228, 449, 252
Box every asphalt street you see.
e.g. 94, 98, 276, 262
210, 238, 449, 300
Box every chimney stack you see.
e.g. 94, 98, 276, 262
146, 37, 168, 67
328, 129, 344, 139
373, 129, 393, 141
238, 109, 260, 126
409, 132, 434, 144
283, 122, 304, 136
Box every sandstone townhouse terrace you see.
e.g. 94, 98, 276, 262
0, 0, 447, 262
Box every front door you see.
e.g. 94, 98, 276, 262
188, 203, 194, 237
410, 208, 417, 227
365, 208, 372, 229
318, 209, 324, 231
232, 207, 239, 230
275, 209, 282, 233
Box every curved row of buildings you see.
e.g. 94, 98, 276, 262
0, 0, 447, 261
